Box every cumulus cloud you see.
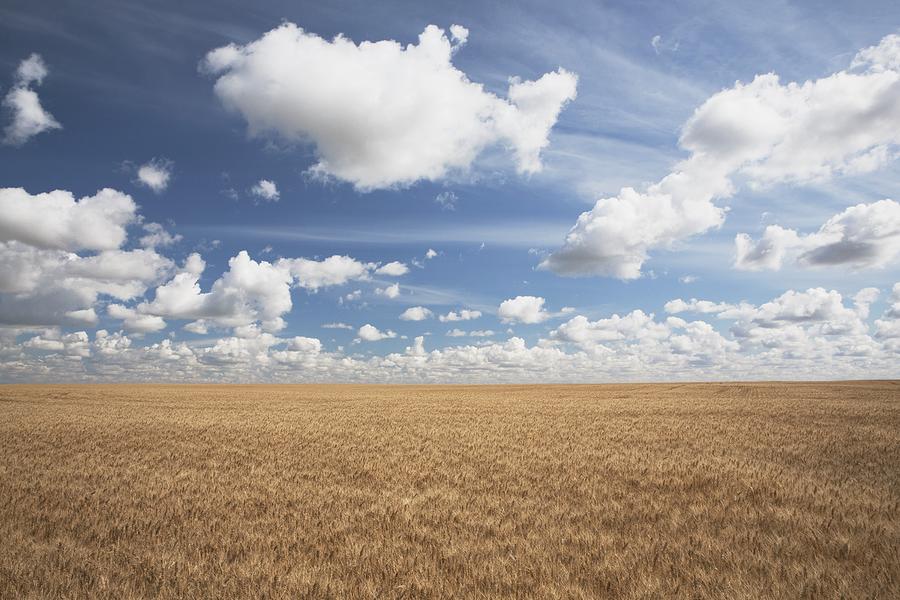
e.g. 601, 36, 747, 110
109, 251, 382, 335
2, 54, 61, 146
132, 251, 292, 333
439, 309, 482, 322
107, 304, 167, 333
279, 255, 373, 290
425, 249, 438, 259
376, 283, 400, 299
136, 159, 173, 193
498, 295, 549, 324
375, 261, 409, 276
201, 23, 577, 190
665, 298, 736, 314
399, 306, 432, 321
735, 199, 900, 271
4, 283, 899, 383
0, 187, 174, 327
543, 33, 900, 279
357, 323, 396, 342
322, 322, 353, 330
0, 188, 137, 252
251, 179, 280, 201
139, 222, 182, 249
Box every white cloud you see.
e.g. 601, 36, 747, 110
135, 251, 293, 333
2, 54, 60, 146
435, 191, 458, 211
498, 295, 549, 324
447, 328, 494, 337
438, 309, 482, 322
375, 261, 409, 276
399, 306, 433, 321
425, 249, 438, 259
251, 179, 280, 201
202, 23, 577, 190
322, 322, 353, 330
665, 298, 736, 314
0, 187, 137, 251
0, 186, 171, 328
107, 304, 167, 333
136, 159, 173, 193
4, 283, 899, 383
376, 282, 400, 299
278, 255, 372, 290
139, 222, 182, 248
735, 199, 900, 271
543, 33, 900, 279
358, 323, 396, 341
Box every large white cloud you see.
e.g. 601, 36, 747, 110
542, 33, 900, 279
2, 54, 61, 146
201, 23, 577, 190
735, 199, 900, 271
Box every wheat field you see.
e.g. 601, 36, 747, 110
0, 382, 898, 599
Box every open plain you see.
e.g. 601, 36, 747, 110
1, 382, 898, 599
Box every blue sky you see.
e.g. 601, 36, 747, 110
0, 0, 899, 382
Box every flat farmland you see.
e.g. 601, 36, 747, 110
1, 382, 898, 599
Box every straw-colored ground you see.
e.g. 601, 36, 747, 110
1, 382, 898, 599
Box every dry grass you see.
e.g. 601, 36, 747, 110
1, 382, 898, 599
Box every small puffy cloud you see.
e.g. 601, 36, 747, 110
0, 187, 137, 252
665, 298, 736, 314
375, 261, 409, 276
202, 23, 577, 190
679, 275, 698, 284
322, 322, 353, 330
136, 159, 173, 193
735, 200, 900, 271
279, 255, 373, 290
139, 222, 182, 248
343, 289, 362, 303
439, 309, 482, 322
376, 282, 400, 299
399, 306, 433, 321
498, 295, 549, 324
251, 179, 280, 201
543, 33, 900, 279
358, 323, 397, 341
425, 249, 438, 259
2, 54, 60, 146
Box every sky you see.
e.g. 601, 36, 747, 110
0, 0, 899, 382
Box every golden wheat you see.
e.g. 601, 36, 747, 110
1, 382, 898, 598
